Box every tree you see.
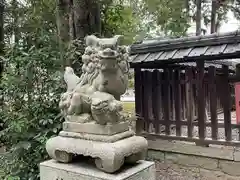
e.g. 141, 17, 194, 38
196, 0, 202, 35
0, 0, 4, 74
0, 0, 4, 132
211, 0, 217, 33
0, 1, 140, 179
232, 0, 240, 19
141, 0, 191, 37
56, 0, 101, 42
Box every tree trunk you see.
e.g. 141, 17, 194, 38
72, 0, 101, 39
56, 0, 72, 68
89, 0, 101, 36
56, 0, 101, 69
0, 0, 3, 55
0, 0, 3, 78
0, 0, 4, 131
56, 0, 70, 42
11, 0, 19, 44
211, 0, 217, 33
68, 0, 75, 40
196, 0, 202, 35
186, 0, 190, 16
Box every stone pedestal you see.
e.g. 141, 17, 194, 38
40, 159, 156, 180
46, 134, 148, 173
46, 121, 148, 173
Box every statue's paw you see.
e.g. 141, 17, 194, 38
93, 116, 109, 125
67, 106, 75, 115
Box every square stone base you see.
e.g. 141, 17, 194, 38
62, 121, 129, 135
40, 160, 156, 180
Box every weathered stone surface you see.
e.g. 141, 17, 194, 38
147, 150, 165, 162
148, 139, 234, 160
46, 135, 148, 173
219, 160, 240, 176
43, 35, 149, 174
63, 121, 129, 135
233, 147, 240, 161
0, 146, 6, 153
40, 160, 156, 180
165, 153, 218, 170
66, 114, 93, 123
59, 35, 130, 125
59, 130, 135, 143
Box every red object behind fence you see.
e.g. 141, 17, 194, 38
235, 82, 240, 124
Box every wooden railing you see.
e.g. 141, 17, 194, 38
134, 62, 239, 146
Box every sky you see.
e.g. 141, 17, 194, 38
188, 11, 239, 34
219, 11, 239, 33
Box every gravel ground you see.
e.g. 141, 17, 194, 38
170, 126, 239, 141
154, 160, 240, 180
217, 111, 236, 121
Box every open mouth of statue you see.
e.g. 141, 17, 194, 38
99, 48, 118, 59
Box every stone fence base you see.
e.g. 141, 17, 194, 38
147, 139, 240, 179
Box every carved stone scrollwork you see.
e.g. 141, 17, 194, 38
55, 150, 73, 163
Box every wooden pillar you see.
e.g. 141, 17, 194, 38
134, 67, 143, 134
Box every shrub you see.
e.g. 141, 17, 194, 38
0, 34, 66, 180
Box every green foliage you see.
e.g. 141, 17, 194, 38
143, 0, 190, 37
0, 1, 139, 179
102, 3, 139, 44
5, 0, 57, 45
2, 0, 240, 180
0, 33, 65, 179
229, 0, 240, 21
128, 78, 134, 89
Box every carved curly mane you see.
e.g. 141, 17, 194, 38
77, 48, 100, 86
78, 35, 129, 89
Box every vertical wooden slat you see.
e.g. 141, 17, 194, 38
209, 66, 218, 140
174, 68, 182, 136
238, 128, 240, 142
180, 72, 185, 120
222, 65, 232, 141
186, 67, 194, 138
171, 70, 175, 121
192, 67, 197, 118
204, 74, 210, 116
170, 82, 173, 121
152, 70, 161, 134
169, 70, 174, 121
197, 60, 206, 140
141, 70, 147, 132
134, 68, 143, 134
160, 72, 164, 121
182, 70, 187, 121
142, 70, 152, 133
216, 75, 222, 112
163, 68, 171, 135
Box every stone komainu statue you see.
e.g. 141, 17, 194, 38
59, 35, 129, 125
46, 35, 147, 173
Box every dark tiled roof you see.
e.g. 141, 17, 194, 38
129, 31, 240, 65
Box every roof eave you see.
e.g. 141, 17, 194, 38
130, 31, 240, 55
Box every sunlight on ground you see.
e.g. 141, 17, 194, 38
122, 102, 135, 114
